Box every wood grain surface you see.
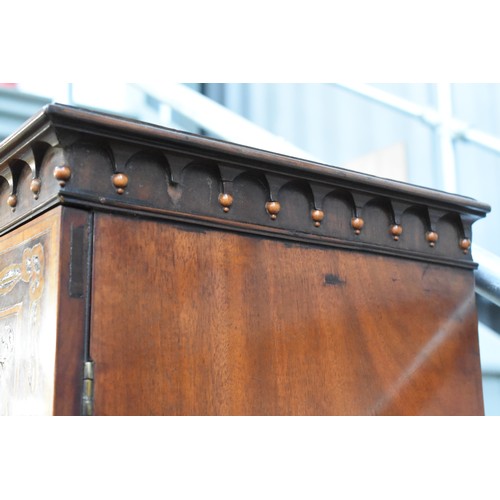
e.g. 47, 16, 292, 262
53, 207, 90, 415
90, 213, 483, 415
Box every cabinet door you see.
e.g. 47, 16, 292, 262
0, 208, 61, 415
89, 212, 484, 416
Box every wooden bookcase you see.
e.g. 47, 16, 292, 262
0, 104, 490, 415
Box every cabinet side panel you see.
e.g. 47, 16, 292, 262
91, 213, 483, 416
53, 207, 90, 416
0, 208, 61, 416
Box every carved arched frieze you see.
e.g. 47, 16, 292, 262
320, 189, 357, 240
399, 206, 431, 252
11, 151, 35, 179
0, 104, 489, 268
9, 158, 31, 177
309, 184, 334, 227
0, 175, 12, 201
263, 173, 288, 202
275, 180, 315, 231
361, 198, 394, 245
36, 145, 68, 203
120, 149, 171, 203
0, 132, 482, 266
39, 145, 66, 173
309, 183, 332, 210
389, 200, 408, 242
165, 153, 191, 185
218, 164, 246, 185
179, 158, 221, 183
24, 142, 51, 200
177, 160, 222, 216
0, 176, 14, 229
0, 165, 17, 213
458, 213, 475, 254
0, 145, 37, 211
350, 191, 379, 236
0, 170, 12, 191
61, 142, 114, 194
229, 171, 269, 224
258, 173, 288, 221
435, 213, 466, 257
31, 141, 52, 178
8, 160, 34, 213
216, 164, 247, 214
105, 140, 133, 173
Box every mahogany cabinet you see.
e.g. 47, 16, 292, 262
0, 104, 490, 415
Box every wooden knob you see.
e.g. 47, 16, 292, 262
112, 173, 129, 195
390, 224, 403, 241
30, 178, 42, 199
459, 238, 471, 254
351, 217, 364, 235
266, 201, 281, 220
311, 209, 324, 227
426, 231, 439, 247
218, 193, 233, 212
53, 165, 71, 186
7, 194, 17, 208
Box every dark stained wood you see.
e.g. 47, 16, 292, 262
52, 207, 90, 415
0, 104, 490, 269
90, 213, 484, 415
0, 104, 489, 416
25, 104, 493, 214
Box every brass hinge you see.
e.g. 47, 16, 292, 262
82, 360, 95, 416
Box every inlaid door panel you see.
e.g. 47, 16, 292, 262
0, 208, 61, 415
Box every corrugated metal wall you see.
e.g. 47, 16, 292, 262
0, 87, 50, 140
206, 83, 499, 256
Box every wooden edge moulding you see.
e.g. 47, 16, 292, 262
0, 104, 491, 269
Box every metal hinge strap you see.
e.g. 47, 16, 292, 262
82, 360, 94, 416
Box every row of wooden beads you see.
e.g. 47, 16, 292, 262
6, 167, 122, 208
6, 167, 470, 255
105, 170, 471, 255
6, 177, 42, 206
218, 193, 471, 253
106, 173, 472, 254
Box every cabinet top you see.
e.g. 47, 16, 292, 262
0, 103, 491, 269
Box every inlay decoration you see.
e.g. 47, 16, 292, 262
0, 209, 59, 417
0, 243, 44, 299
0, 240, 45, 412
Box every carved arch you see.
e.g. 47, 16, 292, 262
229, 171, 270, 222
361, 197, 394, 242
319, 188, 356, 237
31, 141, 52, 177
275, 180, 315, 229
178, 159, 222, 215
121, 149, 172, 200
